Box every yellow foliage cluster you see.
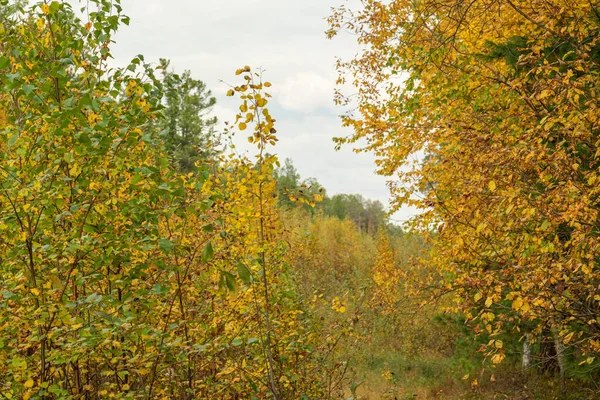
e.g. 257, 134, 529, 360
0, 2, 342, 398
371, 232, 402, 314
329, 0, 600, 363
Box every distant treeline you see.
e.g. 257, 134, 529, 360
274, 158, 400, 236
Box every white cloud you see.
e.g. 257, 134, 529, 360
212, 104, 237, 126
144, 1, 163, 15
275, 72, 334, 113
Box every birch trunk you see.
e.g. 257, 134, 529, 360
522, 333, 532, 370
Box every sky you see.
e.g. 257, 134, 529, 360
106, 0, 420, 223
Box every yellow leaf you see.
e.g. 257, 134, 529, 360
491, 353, 505, 364
588, 175, 597, 185
485, 296, 493, 308
24, 378, 34, 388
488, 180, 496, 191
30, 288, 40, 296
476, 222, 486, 233
238, 122, 247, 131
256, 98, 267, 107
512, 297, 523, 311
563, 331, 574, 344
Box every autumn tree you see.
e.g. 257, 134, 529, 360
329, 0, 600, 375
0, 0, 171, 396
371, 232, 401, 314
0, 2, 348, 398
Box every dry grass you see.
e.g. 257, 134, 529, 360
344, 367, 599, 400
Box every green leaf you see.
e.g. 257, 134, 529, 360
151, 284, 169, 295
237, 262, 252, 283
5, 72, 20, 82
83, 225, 97, 234
223, 271, 236, 291
49, 1, 60, 13
63, 97, 75, 108
248, 378, 258, 393
85, 293, 102, 303
193, 343, 208, 352
231, 338, 243, 346
131, 174, 143, 185
80, 94, 92, 108
22, 84, 35, 96
7, 134, 18, 148
2, 290, 15, 299
159, 238, 174, 253
0, 56, 9, 69
77, 133, 91, 146
201, 241, 213, 263
141, 132, 153, 143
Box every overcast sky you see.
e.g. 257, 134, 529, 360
106, 0, 419, 223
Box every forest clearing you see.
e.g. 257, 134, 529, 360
1, 0, 600, 399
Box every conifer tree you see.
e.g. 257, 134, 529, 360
158, 58, 217, 172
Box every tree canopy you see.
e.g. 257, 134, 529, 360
329, 0, 600, 365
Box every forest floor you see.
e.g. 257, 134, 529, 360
347, 368, 598, 400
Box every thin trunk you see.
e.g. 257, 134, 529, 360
552, 327, 566, 391
253, 83, 279, 400
539, 327, 558, 374
522, 333, 532, 370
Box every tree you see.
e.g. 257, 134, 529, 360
329, 0, 600, 373
371, 232, 401, 314
324, 194, 349, 220
0, 2, 348, 398
274, 157, 301, 208
0, 0, 171, 395
158, 58, 217, 172
323, 194, 386, 234
273, 158, 325, 211
364, 199, 386, 235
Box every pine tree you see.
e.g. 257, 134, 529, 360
158, 58, 218, 172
